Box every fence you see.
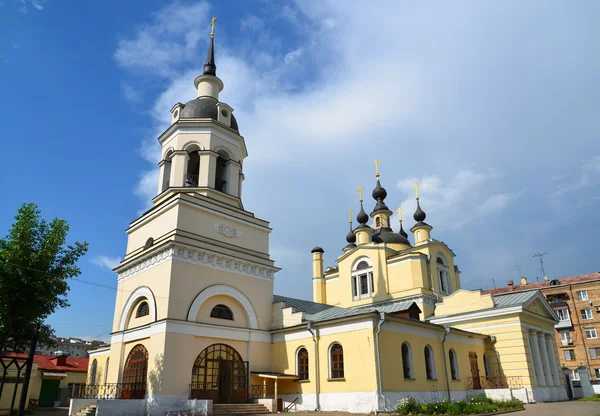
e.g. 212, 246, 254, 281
467, 375, 523, 390
250, 384, 275, 399
82, 383, 147, 400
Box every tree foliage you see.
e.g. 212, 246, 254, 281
0, 203, 88, 347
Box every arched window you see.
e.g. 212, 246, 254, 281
351, 258, 374, 301
122, 345, 148, 399
136, 301, 150, 318
161, 150, 173, 192
449, 349, 459, 380
375, 217, 381, 228
185, 148, 200, 187
210, 304, 234, 320
215, 150, 231, 193
401, 342, 413, 379
329, 343, 344, 379
104, 358, 110, 384
297, 347, 309, 381
436, 255, 451, 295
89, 359, 97, 385
424, 345, 436, 380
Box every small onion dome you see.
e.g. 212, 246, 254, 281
399, 221, 408, 238
346, 225, 357, 244
413, 199, 427, 222
357, 203, 369, 225
372, 179, 387, 201
311, 246, 324, 253
372, 229, 411, 246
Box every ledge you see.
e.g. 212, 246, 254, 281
327, 378, 346, 382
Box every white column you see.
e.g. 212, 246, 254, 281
545, 334, 561, 386
529, 330, 545, 387
538, 332, 553, 386
225, 160, 241, 197
169, 150, 188, 187
198, 151, 218, 188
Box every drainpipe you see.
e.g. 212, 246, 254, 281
441, 326, 451, 401
307, 321, 320, 411
374, 312, 387, 413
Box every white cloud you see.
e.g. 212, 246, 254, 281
91, 255, 122, 271
121, 83, 141, 103
31, 0, 45, 10
240, 14, 264, 32
284, 47, 303, 65
553, 155, 600, 196
11, 40, 19, 49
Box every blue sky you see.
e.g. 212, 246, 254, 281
1, 0, 599, 341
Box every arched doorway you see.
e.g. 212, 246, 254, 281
190, 344, 248, 403
122, 344, 148, 399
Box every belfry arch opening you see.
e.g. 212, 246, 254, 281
185, 145, 201, 187
161, 150, 174, 192
215, 150, 231, 193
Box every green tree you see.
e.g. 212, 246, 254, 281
0, 203, 88, 348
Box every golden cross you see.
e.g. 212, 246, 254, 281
210, 17, 218, 38
357, 186, 364, 202
412, 183, 421, 199
373, 160, 380, 178
347, 209, 354, 223
396, 207, 404, 222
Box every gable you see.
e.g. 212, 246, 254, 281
523, 294, 558, 321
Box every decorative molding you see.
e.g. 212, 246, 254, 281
187, 284, 259, 329
118, 286, 157, 332
213, 223, 243, 238
117, 243, 277, 282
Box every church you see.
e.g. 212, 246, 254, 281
77, 23, 568, 416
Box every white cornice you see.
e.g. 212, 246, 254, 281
117, 243, 278, 282
429, 306, 523, 325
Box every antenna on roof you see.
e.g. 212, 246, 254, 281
532, 252, 549, 280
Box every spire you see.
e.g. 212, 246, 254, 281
203, 17, 218, 76
397, 207, 408, 238
412, 183, 427, 222
346, 209, 356, 244
356, 186, 369, 224
371, 160, 389, 214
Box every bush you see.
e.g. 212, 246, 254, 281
397, 395, 523, 415
397, 396, 419, 415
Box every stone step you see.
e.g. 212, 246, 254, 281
213, 403, 270, 415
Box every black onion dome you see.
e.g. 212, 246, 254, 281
413, 199, 426, 222
311, 246, 324, 253
399, 222, 408, 238
346, 225, 356, 244
179, 96, 239, 132
357, 203, 369, 224
372, 179, 387, 201
372, 230, 411, 246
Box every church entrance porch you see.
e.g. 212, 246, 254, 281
190, 344, 248, 404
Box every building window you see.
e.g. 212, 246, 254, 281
136, 301, 150, 318
449, 349, 459, 380
68, 383, 85, 399
585, 327, 598, 339
590, 348, 600, 359
576, 290, 589, 301
210, 304, 234, 320
564, 349, 576, 361
424, 345, 436, 380
122, 345, 148, 399
329, 343, 344, 379
104, 358, 110, 384
89, 359, 97, 385
581, 309, 593, 320
483, 354, 491, 377
401, 342, 413, 379
571, 369, 580, 380
351, 259, 374, 301
436, 255, 451, 295
556, 308, 570, 321
297, 347, 309, 381
595, 369, 600, 378
375, 217, 381, 228
560, 330, 572, 345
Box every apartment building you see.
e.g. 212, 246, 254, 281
36, 337, 107, 358
484, 272, 600, 381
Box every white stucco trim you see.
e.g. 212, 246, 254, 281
429, 306, 523, 325
272, 319, 374, 343
110, 319, 271, 345
118, 286, 157, 331
187, 284, 259, 329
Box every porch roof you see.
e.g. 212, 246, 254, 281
251, 371, 299, 380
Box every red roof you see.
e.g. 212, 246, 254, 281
483, 272, 600, 295
7, 354, 89, 373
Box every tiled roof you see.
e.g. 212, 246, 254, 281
8, 354, 89, 373
273, 295, 415, 324
482, 272, 600, 295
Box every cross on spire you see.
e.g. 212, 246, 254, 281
373, 160, 380, 178
210, 17, 218, 38
396, 207, 404, 222
357, 186, 364, 202
412, 183, 421, 200
347, 209, 354, 224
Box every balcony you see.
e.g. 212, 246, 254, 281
561, 339, 574, 347
555, 318, 573, 329
550, 301, 568, 308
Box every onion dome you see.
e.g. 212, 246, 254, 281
372, 230, 411, 246
399, 221, 408, 238
372, 179, 387, 201
346, 224, 357, 244
413, 199, 426, 222
179, 96, 239, 131
311, 247, 324, 253
357, 203, 369, 225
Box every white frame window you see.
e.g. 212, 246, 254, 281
585, 327, 598, 339
560, 330, 572, 345
564, 349, 576, 361
590, 347, 600, 359
571, 369, 580, 380
576, 290, 589, 301
581, 308, 593, 320
351, 258, 374, 301
435, 254, 451, 295
556, 308, 570, 321
594, 368, 600, 378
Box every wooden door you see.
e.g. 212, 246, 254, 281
469, 352, 481, 389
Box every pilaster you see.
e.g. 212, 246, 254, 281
198, 151, 218, 188
169, 151, 188, 187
